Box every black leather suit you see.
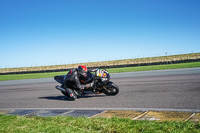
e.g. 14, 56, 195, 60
62, 68, 97, 91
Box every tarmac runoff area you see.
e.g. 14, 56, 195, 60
0, 109, 200, 123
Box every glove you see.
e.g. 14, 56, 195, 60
85, 84, 91, 88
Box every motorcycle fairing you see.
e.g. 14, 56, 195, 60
54, 75, 66, 84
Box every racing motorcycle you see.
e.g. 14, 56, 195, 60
54, 69, 119, 100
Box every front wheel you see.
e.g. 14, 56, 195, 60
103, 82, 119, 96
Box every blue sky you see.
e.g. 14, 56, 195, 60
0, 0, 200, 68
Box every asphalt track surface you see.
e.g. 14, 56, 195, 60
0, 67, 200, 111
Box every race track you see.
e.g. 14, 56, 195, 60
0, 68, 200, 111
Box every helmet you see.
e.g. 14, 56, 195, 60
77, 65, 88, 77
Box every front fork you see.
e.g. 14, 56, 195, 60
103, 86, 110, 93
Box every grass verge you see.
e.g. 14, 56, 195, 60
106, 61, 200, 73
0, 115, 200, 133
1, 53, 200, 73
0, 62, 200, 81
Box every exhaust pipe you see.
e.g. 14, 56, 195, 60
55, 85, 66, 92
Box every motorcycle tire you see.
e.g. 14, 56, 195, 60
103, 82, 119, 96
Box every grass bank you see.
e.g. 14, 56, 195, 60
0, 62, 200, 81
107, 61, 200, 73
0, 115, 199, 133
1, 53, 200, 74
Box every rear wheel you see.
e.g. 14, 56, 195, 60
103, 82, 119, 96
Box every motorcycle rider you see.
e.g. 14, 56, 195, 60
62, 65, 97, 100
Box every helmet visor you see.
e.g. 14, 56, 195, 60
81, 72, 87, 77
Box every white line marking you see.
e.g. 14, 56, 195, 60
1, 108, 200, 112
59, 110, 75, 116
185, 113, 195, 121
133, 111, 149, 120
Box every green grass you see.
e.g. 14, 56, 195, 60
0, 115, 199, 133
0, 62, 200, 81
1, 53, 200, 74
0, 71, 66, 81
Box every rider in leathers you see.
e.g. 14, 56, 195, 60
62, 65, 97, 99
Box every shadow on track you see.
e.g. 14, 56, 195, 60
39, 94, 106, 101
39, 96, 70, 101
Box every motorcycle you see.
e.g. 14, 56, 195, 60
54, 69, 119, 100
